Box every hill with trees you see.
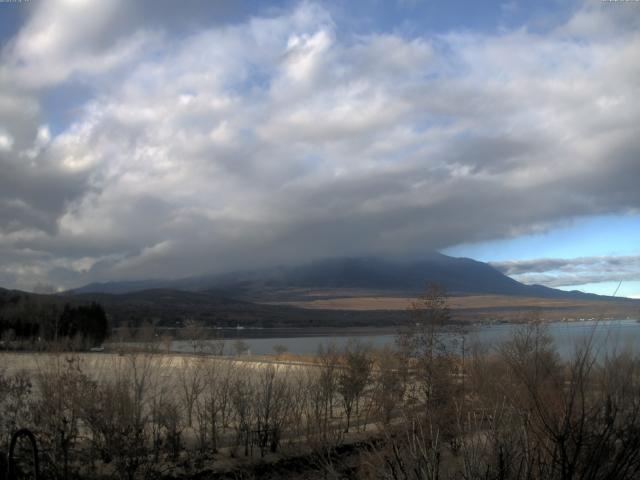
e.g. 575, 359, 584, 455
0, 288, 108, 347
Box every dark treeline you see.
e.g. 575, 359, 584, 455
0, 291, 108, 347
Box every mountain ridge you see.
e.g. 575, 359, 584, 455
67, 254, 632, 302
3, 255, 638, 329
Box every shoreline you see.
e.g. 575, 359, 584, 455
152, 317, 639, 340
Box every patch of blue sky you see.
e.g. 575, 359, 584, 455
40, 83, 95, 136
329, 0, 581, 38
443, 213, 640, 262
228, 65, 272, 96
0, 2, 32, 46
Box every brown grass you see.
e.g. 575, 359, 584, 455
265, 294, 623, 311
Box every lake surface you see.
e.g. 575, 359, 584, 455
168, 319, 640, 358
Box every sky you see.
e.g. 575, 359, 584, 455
0, 0, 639, 297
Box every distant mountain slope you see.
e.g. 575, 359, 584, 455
69, 254, 628, 301
71, 288, 406, 328
4, 263, 639, 330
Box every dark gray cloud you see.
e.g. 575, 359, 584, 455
0, 0, 639, 291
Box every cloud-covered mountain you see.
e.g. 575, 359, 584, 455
70, 254, 625, 301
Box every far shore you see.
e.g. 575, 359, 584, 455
120, 315, 639, 340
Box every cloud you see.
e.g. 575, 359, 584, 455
493, 255, 640, 287
1, 0, 640, 290
3, 0, 157, 88
562, 0, 640, 38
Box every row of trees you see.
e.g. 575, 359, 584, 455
0, 294, 109, 347
0, 342, 405, 479
357, 287, 640, 480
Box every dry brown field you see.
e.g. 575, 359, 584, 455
265, 294, 629, 311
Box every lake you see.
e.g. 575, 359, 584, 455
167, 319, 640, 359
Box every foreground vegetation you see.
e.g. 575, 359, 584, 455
2, 287, 640, 479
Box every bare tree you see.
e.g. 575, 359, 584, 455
0, 369, 33, 453
317, 343, 340, 422
180, 357, 204, 428
372, 346, 406, 425
154, 398, 183, 462
254, 365, 292, 456
230, 371, 254, 457
80, 374, 148, 479
181, 319, 207, 354
196, 359, 233, 453
338, 342, 372, 433
273, 344, 288, 357
401, 284, 460, 407
206, 329, 226, 356
32, 354, 91, 479
233, 339, 249, 356
361, 418, 443, 480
